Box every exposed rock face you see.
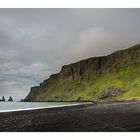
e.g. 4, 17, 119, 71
24, 44, 140, 102
59, 44, 140, 81
99, 87, 127, 99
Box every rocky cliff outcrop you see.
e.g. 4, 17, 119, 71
24, 44, 140, 102
99, 87, 127, 99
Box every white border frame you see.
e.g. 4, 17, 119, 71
0, 0, 139, 8
0, 0, 140, 139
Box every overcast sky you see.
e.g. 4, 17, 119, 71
0, 8, 140, 101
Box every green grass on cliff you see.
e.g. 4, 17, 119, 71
36, 63, 140, 102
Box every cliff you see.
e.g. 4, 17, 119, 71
24, 44, 140, 102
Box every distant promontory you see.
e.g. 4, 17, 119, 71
24, 44, 140, 102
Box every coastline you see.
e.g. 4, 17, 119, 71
0, 100, 140, 132
0, 102, 91, 113
0, 99, 138, 113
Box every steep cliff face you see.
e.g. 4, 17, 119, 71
24, 44, 140, 102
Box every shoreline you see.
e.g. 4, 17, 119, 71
0, 102, 92, 113
0, 101, 140, 131
0, 100, 139, 113
0, 99, 140, 113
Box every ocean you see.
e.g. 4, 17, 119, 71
0, 102, 78, 112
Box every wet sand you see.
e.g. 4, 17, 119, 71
0, 101, 140, 132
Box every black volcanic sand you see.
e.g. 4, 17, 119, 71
0, 101, 140, 132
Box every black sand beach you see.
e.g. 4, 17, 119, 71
0, 101, 140, 132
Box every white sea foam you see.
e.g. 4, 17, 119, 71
0, 102, 92, 113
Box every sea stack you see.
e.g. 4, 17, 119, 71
2, 96, 5, 101
8, 96, 13, 102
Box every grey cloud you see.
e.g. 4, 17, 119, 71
0, 9, 139, 100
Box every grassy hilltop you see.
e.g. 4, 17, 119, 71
24, 44, 140, 102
